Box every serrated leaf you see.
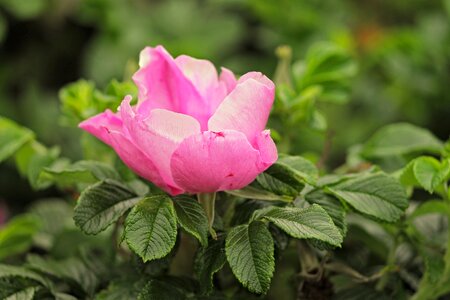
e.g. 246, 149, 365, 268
41, 160, 121, 187
225, 221, 274, 294
400, 157, 450, 193
26, 255, 98, 295
326, 173, 408, 222
173, 195, 209, 247
258, 204, 343, 247
362, 123, 443, 158
4, 286, 36, 300
194, 238, 226, 295
0, 215, 41, 260
74, 179, 138, 234
226, 186, 292, 202
125, 195, 177, 262
255, 155, 317, 197
0, 264, 49, 288
305, 190, 347, 236
95, 277, 146, 300
138, 279, 186, 300
0, 117, 34, 163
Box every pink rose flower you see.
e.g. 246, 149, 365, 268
79, 46, 277, 195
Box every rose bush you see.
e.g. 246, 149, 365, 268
79, 46, 277, 195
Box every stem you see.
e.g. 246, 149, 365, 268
376, 235, 398, 291
197, 193, 217, 240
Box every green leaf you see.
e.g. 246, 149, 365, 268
0, 264, 50, 288
124, 195, 177, 262
362, 123, 443, 158
225, 221, 275, 294
41, 160, 121, 187
26, 255, 98, 295
138, 279, 186, 300
194, 238, 226, 295
409, 200, 450, 219
226, 186, 292, 202
74, 179, 138, 234
255, 155, 317, 197
400, 157, 450, 193
95, 278, 145, 300
4, 286, 36, 300
257, 204, 343, 247
173, 195, 209, 247
293, 42, 357, 104
1, 0, 47, 19
0, 215, 41, 260
305, 190, 347, 235
326, 172, 408, 222
26, 146, 60, 190
0, 117, 34, 163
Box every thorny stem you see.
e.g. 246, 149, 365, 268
197, 192, 217, 240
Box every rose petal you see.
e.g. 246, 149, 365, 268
78, 109, 122, 146
255, 130, 278, 169
207, 74, 275, 145
120, 98, 201, 191
170, 130, 271, 193
219, 67, 237, 93
133, 46, 209, 128
107, 130, 183, 195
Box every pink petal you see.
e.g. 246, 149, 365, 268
219, 67, 237, 93
255, 130, 278, 169
78, 109, 122, 146
107, 130, 183, 195
170, 130, 273, 193
175, 55, 219, 98
207, 73, 275, 145
133, 46, 209, 128
119, 98, 201, 191
175, 55, 231, 116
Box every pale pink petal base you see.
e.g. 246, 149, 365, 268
208, 73, 275, 145
170, 130, 277, 193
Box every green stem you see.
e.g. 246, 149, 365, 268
376, 234, 398, 291
197, 193, 217, 240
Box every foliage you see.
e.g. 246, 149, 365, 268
0, 1, 449, 299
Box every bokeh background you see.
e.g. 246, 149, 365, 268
1, 0, 449, 215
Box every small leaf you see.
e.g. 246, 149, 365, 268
326, 172, 408, 222
194, 238, 226, 294
400, 156, 450, 193
255, 155, 317, 197
362, 123, 443, 158
41, 160, 121, 187
257, 204, 343, 247
0, 117, 34, 163
0, 264, 50, 288
74, 179, 138, 234
305, 190, 347, 236
226, 186, 292, 202
138, 280, 186, 300
409, 200, 450, 219
26, 255, 98, 296
125, 195, 177, 262
0, 215, 41, 260
173, 195, 209, 246
4, 286, 36, 300
225, 221, 274, 294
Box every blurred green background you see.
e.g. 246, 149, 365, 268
0, 0, 449, 215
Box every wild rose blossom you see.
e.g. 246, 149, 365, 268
79, 46, 277, 195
